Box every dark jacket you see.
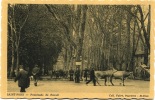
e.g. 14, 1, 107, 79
69, 69, 74, 75
84, 69, 88, 77
75, 69, 80, 76
14, 69, 30, 88
32, 67, 40, 75
90, 69, 95, 79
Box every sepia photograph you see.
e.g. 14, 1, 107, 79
1, 0, 154, 99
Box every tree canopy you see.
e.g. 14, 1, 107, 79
7, 4, 150, 77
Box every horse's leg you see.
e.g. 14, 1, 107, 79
110, 76, 114, 86
96, 77, 101, 86
122, 77, 125, 86
97, 81, 101, 86
104, 77, 107, 86
107, 77, 109, 86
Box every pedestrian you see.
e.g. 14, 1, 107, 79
42, 68, 44, 75
64, 70, 68, 79
55, 69, 59, 79
84, 68, 88, 81
32, 64, 40, 86
14, 65, 30, 92
69, 67, 74, 81
25, 67, 31, 87
86, 67, 96, 86
75, 67, 80, 83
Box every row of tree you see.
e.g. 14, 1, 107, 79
7, 4, 150, 77
8, 5, 63, 76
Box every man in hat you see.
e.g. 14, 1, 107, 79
75, 67, 80, 83
86, 67, 96, 86
84, 68, 88, 81
14, 65, 30, 92
69, 67, 74, 81
32, 64, 40, 86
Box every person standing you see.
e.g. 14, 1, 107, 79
32, 64, 40, 86
69, 67, 74, 81
14, 65, 30, 92
84, 68, 88, 81
75, 67, 80, 83
25, 67, 31, 87
86, 67, 96, 86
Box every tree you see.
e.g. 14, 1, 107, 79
8, 4, 29, 76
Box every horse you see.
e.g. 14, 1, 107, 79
95, 68, 133, 86
95, 68, 117, 86
111, 71, 133, 86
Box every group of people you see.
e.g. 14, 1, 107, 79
69, 67, 81, 83
50, 69, 68, 79
14, 64, 40, 92
14, 65, 97, 92
69, 67, 96, 86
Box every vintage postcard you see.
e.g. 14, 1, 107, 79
0, 0, 155, 99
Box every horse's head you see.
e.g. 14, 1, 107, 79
129, 72, 134, 77
124, 71, 134, 79
112, 67, 117, 73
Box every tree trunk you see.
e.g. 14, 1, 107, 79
137, 5, 150, 52
16, 46, 19, 70
144, 5, 151, 65
10, 33, 15, 77
10, 44, 15, 77
129, 18, 136, 71
15, 31, 20, 70
126, 9, 131, 70
137, 5, 150, 65
76, 5, 87, 69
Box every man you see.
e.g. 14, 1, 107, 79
75, 67, 80, 83
84, 68, 88, 81
86, 67, 96, 86
14, 65, 30, 92
55, 69, 59, 79
69, 67, 74, 81
32, 64, 40, 86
